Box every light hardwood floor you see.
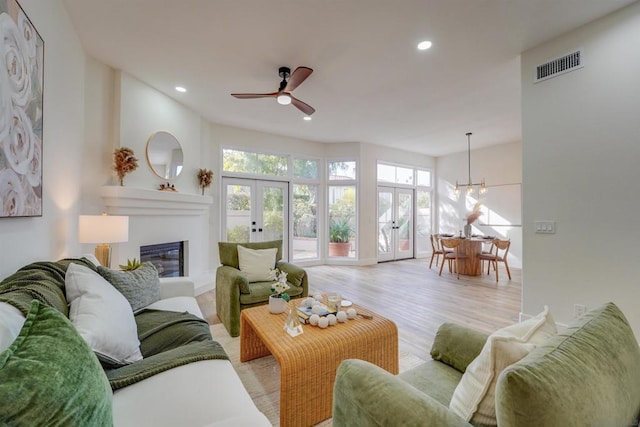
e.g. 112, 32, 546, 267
197, 258, 521, 359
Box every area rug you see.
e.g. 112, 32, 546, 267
210, 324, 425, 427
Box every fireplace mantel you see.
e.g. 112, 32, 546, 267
100, 186, 213, 216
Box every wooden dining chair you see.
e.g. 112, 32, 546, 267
479, 239, 512, 281
429, 234, 445, 269
438, 238, 468, 279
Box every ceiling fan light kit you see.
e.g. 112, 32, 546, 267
231, 66, 316, 116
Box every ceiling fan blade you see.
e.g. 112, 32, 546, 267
284, 67, 313, 92
231, 92, 278, 99
290, 95, 315, 116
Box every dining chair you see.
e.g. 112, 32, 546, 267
428, 234, 445, 269
480, 240, 495, 273
438, 238, 468, 279
478, 239, 512, 281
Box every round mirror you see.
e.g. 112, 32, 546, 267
145, 131, 183, 180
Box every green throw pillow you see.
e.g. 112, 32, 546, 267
97, 262, 161, 312
0, 300, 113, 426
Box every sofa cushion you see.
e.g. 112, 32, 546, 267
496, 302, 640, 427
112, 360, 270, 426
97, 262, 161, 312
450, 306, 557, 425
0, 300, 113, 426
65, 263, 143, 367
399, 358, 464, 407
218, 240, 283, 269
237, 245, 277, 282
0, 302, 25, 353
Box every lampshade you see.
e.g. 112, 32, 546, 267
79, 215, 129, 243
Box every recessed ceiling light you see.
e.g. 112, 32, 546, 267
175, 86, 187, 92
417, 40, 432, 50
303, 116, 312, 121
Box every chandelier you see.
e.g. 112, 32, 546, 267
454, 132, 487, 196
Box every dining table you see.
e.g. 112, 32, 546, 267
440, 236, 494, 276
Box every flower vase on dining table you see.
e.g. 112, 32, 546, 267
464, 224, 472, 238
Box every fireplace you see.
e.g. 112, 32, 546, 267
140, 241, 185, 278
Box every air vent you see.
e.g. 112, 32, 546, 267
534, 49, 583, 83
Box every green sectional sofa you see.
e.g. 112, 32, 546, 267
333, 302, 640, 426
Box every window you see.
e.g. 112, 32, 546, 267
292, 184, 319, 260
329, 161, 356, 180
293, 158, 319, 179
417, 169, 431, 187
377, 163, 414, 185
222, 148, 287, 176
328, 185, 356, 258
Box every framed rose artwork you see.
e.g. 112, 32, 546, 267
0, 0, 44, 217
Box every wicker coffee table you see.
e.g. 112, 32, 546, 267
240, 302, 398, 427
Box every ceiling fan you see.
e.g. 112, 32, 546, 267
231, 66, 315, 116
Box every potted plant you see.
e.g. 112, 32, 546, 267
329, 219, 353, 257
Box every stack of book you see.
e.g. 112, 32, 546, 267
297, 303, 337, 324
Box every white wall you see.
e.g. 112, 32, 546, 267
437, 141, 522, 268
521, 2, 640, 334
0, 0, 85, 279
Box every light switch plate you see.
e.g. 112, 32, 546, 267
535, 220, 556, 234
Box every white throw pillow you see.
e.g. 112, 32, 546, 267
449, 306, 557, 425
0, 302, 26, 353
236, 246, 277, 282
65, 263, 143, 366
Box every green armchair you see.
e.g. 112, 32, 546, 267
215, 240, 308, 337
333, 302, 640, 427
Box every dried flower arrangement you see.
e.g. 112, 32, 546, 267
113, 147, 138, 186
466, 202, 483, 225
198, 168, 214, 195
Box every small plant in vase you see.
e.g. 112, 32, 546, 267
198, 168, 214, 195
268, 268, 290, 314
113, 147, 138, 186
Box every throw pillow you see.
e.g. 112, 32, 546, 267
237, 245, 277, 282
0, 300, 113, 426
0, 302, 25, 353
97, 262, 161, 312
65, 263, 143, 366
449, 306, 557, 425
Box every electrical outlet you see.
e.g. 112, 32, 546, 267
574, 304, 587, 318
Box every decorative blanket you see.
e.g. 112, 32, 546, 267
104, 309, 229, 390
0, 258, 96, 316
0, 259, 229, 390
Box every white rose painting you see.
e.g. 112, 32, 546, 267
0, 0, 43, 217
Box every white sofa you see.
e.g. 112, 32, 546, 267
112, 277, 271, 427
0, 260, 270, 427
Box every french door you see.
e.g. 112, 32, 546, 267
377, 186, 414, 262
222, 178, 289, 254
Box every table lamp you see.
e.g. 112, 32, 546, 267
78, 214, 129, 268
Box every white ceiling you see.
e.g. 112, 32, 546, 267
62, 0, 635, 156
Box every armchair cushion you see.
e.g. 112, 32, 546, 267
450, 306, 557, 424
430, 322, 488, 373
237, 246, 277, 282
496, 302, 640, 427
218, 240, 283, 269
